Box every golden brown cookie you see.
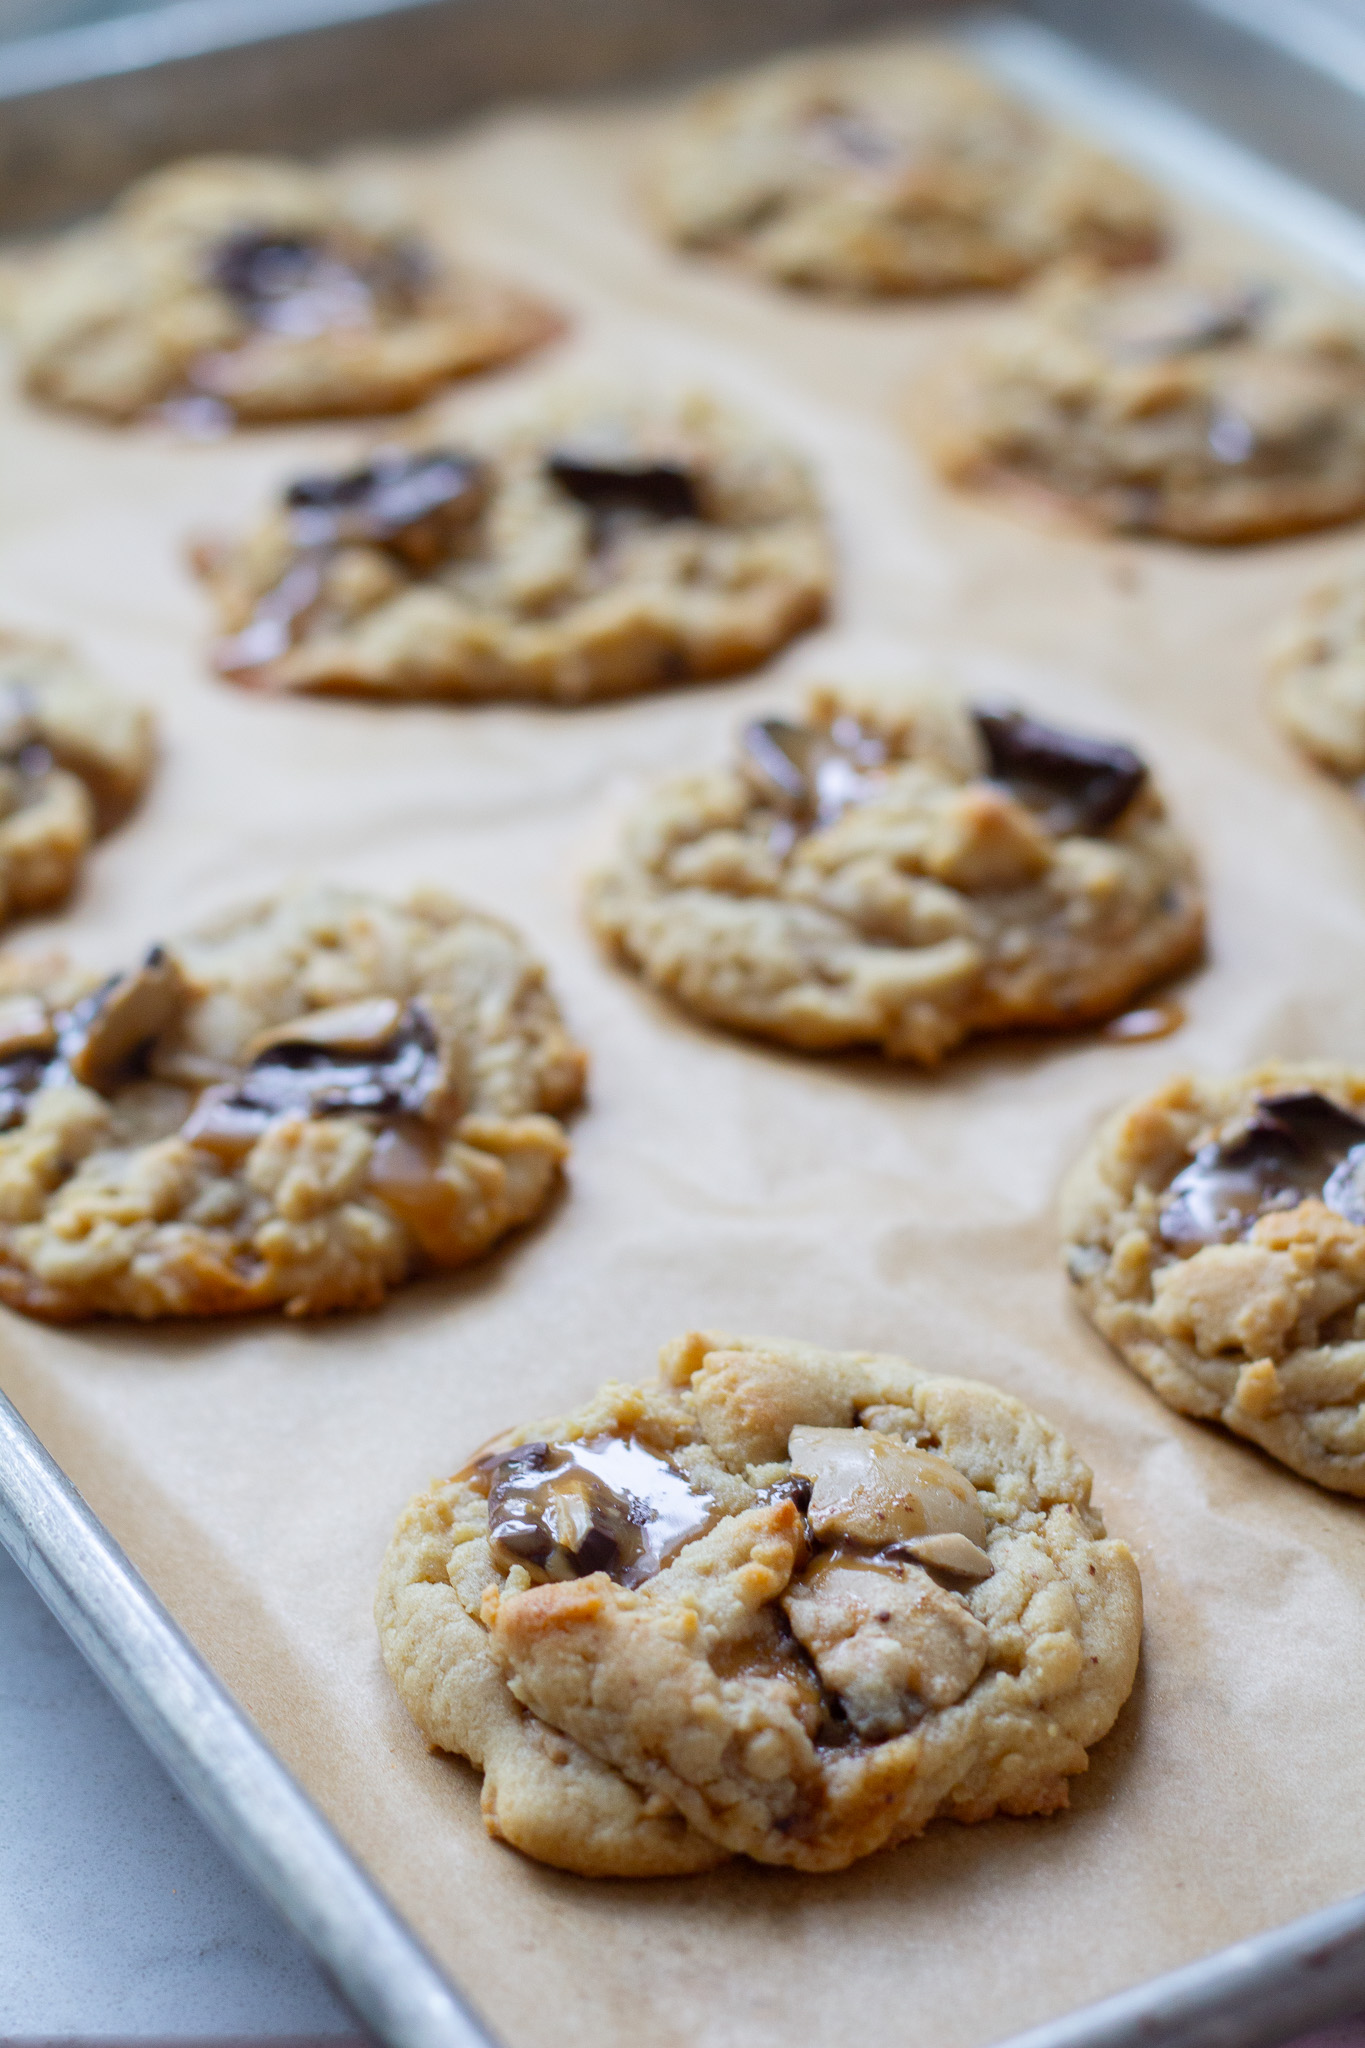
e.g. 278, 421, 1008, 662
932, 266, 1365, 543
0, 629, 153, 922
587, 674, 1202, 1061
1061, 1064, 1365, 1491
0, 882, 584, 1320
1267, 568, 1365, 779
376, 1331, 1141, 1875
193, 392, 831, 702
651, 47, 1162, 295
11, 155, 558, 426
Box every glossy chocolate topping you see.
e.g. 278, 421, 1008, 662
547, 450, 701, 521
973, 704, 1146, 837
481, 1435, 718, 1588
1158, 1090, 1365, 1249
740, 714, 887, 834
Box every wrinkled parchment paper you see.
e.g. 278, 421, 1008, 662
6, 53, 1365, 2048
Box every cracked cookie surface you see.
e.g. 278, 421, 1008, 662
933, 267, 1365, 543
376, 1330, 1141, 1876
11, 155, 558, 426
0, 630, 153, 925
1061, 1063, 1365, 1492
194, 392, 831, 702
1267, 568, 1365, 778
0, 882, 584, 1320
586, 676, 1202, 1062
651, 47, 1161, 296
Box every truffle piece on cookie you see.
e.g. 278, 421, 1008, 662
1267, 568, 1365, 779
651, 47, 1162, 296
193, 394, 831, 702
376, 1330, 1141, 1876
11, 156, 559, 426
1061, 1064, 1365, 1492
0, 882, 584, 1321
932, 266, 1365, 544
0, 630, 153, 923
586, 676, 1202, 1061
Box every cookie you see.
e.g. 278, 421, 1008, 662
586, 676, 1202, 1061
651, 47, 1162, 296
0, 630, 153, 923
0, 883, 585, 1320
1267, 569, 1365, 778
1060, 1064, 1365, 1492
11, 156, 558, 426
932, 267, 1365, 543
376, 1329, 1141, 1876
193, 393, 831, 702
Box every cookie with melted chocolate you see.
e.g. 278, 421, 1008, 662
652, 46, 1162, 295
0, 882, 584, 1321
1062, 1062, 1365, 1493
0, 630, 153, 933
934, 265, 1365, 543
195, 391, 830, 702
588, 674, 1202, 1062
377, 1330, 1141, 1876
13, 155, 559, 426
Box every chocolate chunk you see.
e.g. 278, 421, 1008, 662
1101, 283, 1270, 362
60, 946, 189, 1094
183, 999, 444, 1158
547, 450, 701, 521
740, 715, 886, 834
756, 1473, 813, 1516
1158, 1091, 1365, 1249
0, 1049, 53, 1132
973, 705, 1146, 837
208, 231, 383, 340
285, 450, 488, 568
483, 1434, 717, 1588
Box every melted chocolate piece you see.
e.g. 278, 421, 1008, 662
186, 1001, 442, 1154
740, 715, 887, 837
482, 1435, 718, 1588
1100, 283, 1270, 362
0, 1048, 53, 1132
1158, 1091, 1365, 1249
547, 451, 701, 521
207, 232, 425, 340
285, 450, 488, 567
973, 705, 1146, 837
802, 107, 903, 172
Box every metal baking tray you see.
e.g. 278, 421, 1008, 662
5, 5, 1365, 2045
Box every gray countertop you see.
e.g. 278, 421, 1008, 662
0, 1543, 357, 2039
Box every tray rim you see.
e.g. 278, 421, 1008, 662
5, 6, 1365, 2045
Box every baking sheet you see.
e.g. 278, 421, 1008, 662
5, 34, 1365, 2048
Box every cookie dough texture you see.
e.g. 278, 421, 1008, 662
933, 267, 1365, 543
1267, 570, 1365, 777
376, 1331, 1141, 1875
197, 392, 831, 702
587, 678, 1202, 1062
0, 883, 584, 1320
651, 47, 1162, 295
11, 156, 557, 424
1061, 1063, 1365, 1492
0, 631, 153, 921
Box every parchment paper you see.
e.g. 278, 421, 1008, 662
6, 55, 1365, 2048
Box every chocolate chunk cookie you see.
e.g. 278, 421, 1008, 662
586, 676, 1202, 1061
933, 266, 1365, 543
376, 1330, 1141, 1876
0, 883, 584, 1320
1267, 567, 1365, 778
1061, 1063, 1365, 1492
11, 156, 558, 426
0, 630, 153, 923
193, 394, 831, 701
651, 47, 1162, 296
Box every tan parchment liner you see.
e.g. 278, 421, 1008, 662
5, 56, 1365, 2048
